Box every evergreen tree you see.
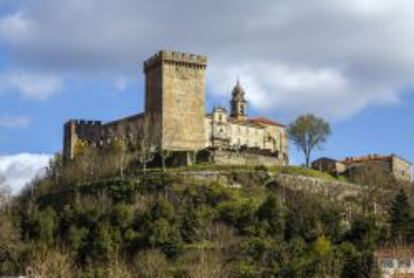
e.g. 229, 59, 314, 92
389, 189, 411, 241
258, 195, 285, 239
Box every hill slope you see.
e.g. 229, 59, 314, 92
0, 165, 405, 277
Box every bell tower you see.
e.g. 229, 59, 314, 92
230, 80, 247, 120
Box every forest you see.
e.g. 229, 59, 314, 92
0, 152, 413, 277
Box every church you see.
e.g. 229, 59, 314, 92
63, 50, 289, 166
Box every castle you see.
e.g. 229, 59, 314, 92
63, 50, 289, 166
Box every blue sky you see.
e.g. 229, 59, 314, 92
0, 0, 414, 192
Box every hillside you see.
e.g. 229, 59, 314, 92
0, 163, 411, 277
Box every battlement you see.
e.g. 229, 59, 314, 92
65, 119, 102, 127
144, 50, 208, 72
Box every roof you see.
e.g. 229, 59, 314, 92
228, 118, 264, 128
312, 157, 340, 163
248, 117, 286, 128
341, 154, 412, 165
375, 246, 414, 258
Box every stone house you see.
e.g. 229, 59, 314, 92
312, 154, 412, 181
375, 246, 414, 277
342, 154, 412, 182
311, 157, 347, 176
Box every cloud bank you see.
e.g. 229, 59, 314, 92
0, 0, 413, 119
0, 153, 51, 194
0, 70, 62, 100
0, 114, 31, 128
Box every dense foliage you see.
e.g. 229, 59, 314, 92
0, 156, 412, 277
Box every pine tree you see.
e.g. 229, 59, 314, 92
389, 189, 411, 241
258, 195, 285, 239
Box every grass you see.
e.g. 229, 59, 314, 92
179, 163, 340, 181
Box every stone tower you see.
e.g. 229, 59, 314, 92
230, 80, 247, 120
143, 50, 208, 151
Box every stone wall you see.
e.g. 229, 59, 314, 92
180, 170, 363, 201
176, 170, 362, 202
144, 50, 207, 151
63, 120, 102, 160
210, 150, 284, 166
272, 174, 360, 201
391, 155, 412, 181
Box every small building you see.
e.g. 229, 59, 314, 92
311, 157, 346, 176
342, 154, 412, 182
375, 246, 414, 278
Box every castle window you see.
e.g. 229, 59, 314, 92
381, 259, 394, 269
219, 114, 223, 122
398, 259, 411, 268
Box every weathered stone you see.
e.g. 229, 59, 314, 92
63, 50, 289, 166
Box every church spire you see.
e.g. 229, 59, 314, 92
230, 80, 247, 120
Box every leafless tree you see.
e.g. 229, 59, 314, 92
110, 137, 133, 178
132, 249, 168, 278
0, 175, 11, 210
131, 120, 156, 174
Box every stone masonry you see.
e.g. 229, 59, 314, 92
63, 50, 288, 166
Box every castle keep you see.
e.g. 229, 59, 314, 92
63, 50, 289, 166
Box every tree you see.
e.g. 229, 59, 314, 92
133, 249, 168, 278
46, 153, 63, 185
0, 175, 11, 210
132, 122, 156, 174
389, 189, 411, 241
288, 114, 331, 167
257, 195, 285, 239
110, 137, 132, 178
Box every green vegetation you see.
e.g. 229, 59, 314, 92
0, 154, 412, 277
180, 164, 339, 181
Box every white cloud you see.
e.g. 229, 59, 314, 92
0, 153, 51, 194
0, 0, 414, 119
0, 114, 31, 128
0, 70, 62, 100
0, 11, 32, 42
114, 76, 127, 92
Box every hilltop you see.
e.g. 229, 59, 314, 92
0, 161, 412, 277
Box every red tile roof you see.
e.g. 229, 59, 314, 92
375, 246, 414, 258
248, 117, 285, 127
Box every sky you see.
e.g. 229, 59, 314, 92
0, 0, 414, 193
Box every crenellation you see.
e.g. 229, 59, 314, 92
144, 50, 207, 72
63, 49, 288, 166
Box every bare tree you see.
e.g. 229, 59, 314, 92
131, 120, 156, 174
0, 175, 11, 210
132, 249, 168, 278
150, 118, 176, 172
69, 140, 101, 183
110, 137, 132, 178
